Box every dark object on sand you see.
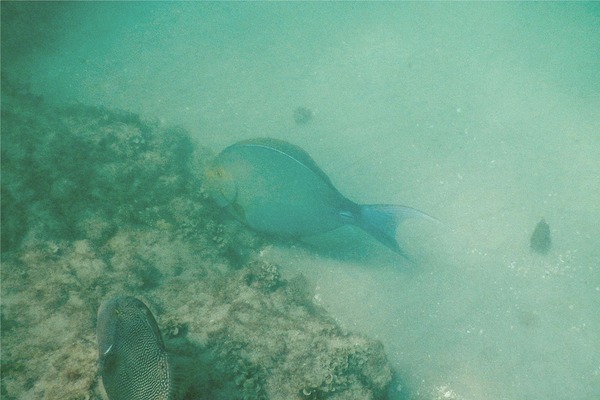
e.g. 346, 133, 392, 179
530, 218, 551, 254
293, 106, 313, 125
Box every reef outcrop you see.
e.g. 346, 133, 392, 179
1, 79, 392, 399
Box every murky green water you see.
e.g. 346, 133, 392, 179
3, 3, 599, 399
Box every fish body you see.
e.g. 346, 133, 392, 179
97, 296, 175, 400
206, 138, 435, 258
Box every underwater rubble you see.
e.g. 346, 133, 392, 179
0, 78, 392, 399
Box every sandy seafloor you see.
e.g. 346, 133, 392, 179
2, 2, 600, 400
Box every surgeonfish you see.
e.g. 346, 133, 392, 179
97, 296, 179, 400
205, 138, 436, 259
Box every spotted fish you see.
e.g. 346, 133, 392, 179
97, 296, 178, 400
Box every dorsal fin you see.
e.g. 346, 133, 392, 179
231, 138, 339, 192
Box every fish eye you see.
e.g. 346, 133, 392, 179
205, 166, 237, 207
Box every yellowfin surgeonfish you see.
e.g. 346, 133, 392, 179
206, 138, 436, 259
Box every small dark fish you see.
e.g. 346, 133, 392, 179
205, 138, 437, 259
97, 296, 180, 400
530, 218, 551, 254
293, 106, 313, 125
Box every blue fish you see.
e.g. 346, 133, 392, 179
206, 138, 436, 259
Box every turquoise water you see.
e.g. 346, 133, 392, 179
3, 2, 600, 399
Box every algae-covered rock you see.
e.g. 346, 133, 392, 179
198, 260, 392, 399
1, 78, 206, 252
1, 79, 393, 399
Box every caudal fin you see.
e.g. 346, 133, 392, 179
356, 204, 438, 260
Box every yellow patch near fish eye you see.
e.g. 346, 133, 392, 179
204, 165, 237, 207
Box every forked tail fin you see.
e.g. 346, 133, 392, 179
356, 204, 438, 260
